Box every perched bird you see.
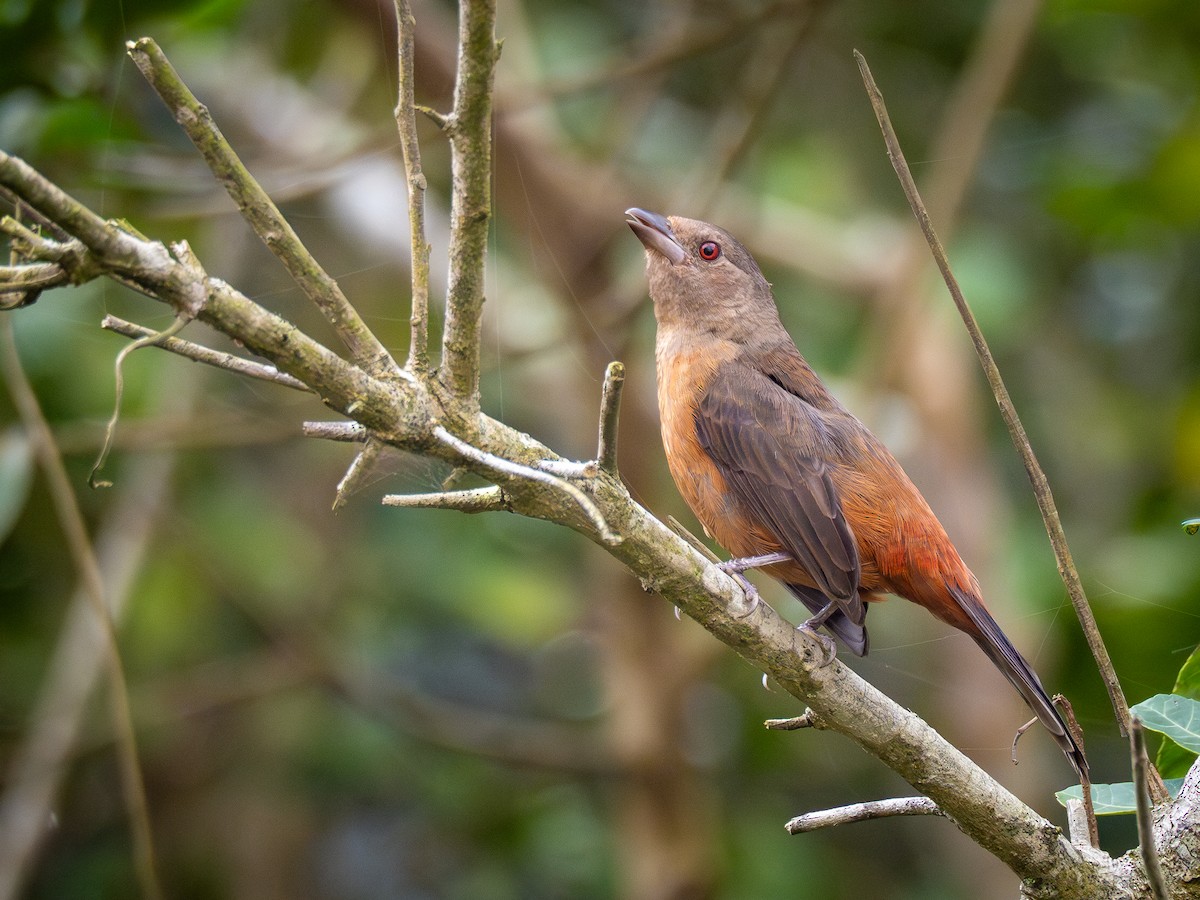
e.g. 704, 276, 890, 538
626, 208, 1087, 778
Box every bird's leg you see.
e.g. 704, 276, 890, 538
717, 551, 791, 575
797, 599, 840, 666
716, 552, 791, 616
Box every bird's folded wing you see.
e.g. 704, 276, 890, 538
695, 364, 863, 622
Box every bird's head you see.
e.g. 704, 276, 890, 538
625, 208, 779, 338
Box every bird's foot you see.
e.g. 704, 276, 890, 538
726, 570, 762, 617
797, 621, 837, 666
717, 551, 791, 577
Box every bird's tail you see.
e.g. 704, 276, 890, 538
951, 587, 1088, 780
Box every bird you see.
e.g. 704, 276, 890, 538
625, 207, 1088, 779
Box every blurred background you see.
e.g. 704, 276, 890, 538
1, 0, 1199, 896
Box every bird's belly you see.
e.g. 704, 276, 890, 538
656, 337, 781, 561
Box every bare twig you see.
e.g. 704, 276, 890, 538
596, 361, 625, 474
89, 314, 190, 488
1055, 696, 1098, 847
0, 318, 163, 900
382, 486, 507, 513
102, 315, 312, 391
765, 710, 818, 730
785, 797, 942, 834
394, 0, 433, 374
439, 0, 500, 402
302, 421, 368, 442
1132, 718, 1170, 899
433, 426, 619, 545
125, 37, 400, 380
854, 49, 1131, 737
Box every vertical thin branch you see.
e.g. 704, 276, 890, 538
0, 318, 163, 900
596, 361, 625, 473
1132, 718, 1169, 899
854, 50, 1132, 738
394, 0, 432, 374
439, 0, 499, 405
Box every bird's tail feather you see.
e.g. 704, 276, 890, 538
951, 588, 1088, 779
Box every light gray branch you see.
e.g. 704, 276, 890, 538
382, 486, 507, 513
102, 315, 312, 391
433, 426, 618, 545
785, 797, 942, 834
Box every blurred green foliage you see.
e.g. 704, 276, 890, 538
2, 0, 1200, 897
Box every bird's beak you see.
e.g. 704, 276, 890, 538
625, 208, 686, 266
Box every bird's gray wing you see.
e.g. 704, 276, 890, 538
695, 362, 863, 625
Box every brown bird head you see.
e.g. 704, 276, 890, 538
625, 208, 782, 341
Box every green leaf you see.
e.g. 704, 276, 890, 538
1156, 648, 1200, 777
1055, 778, 1186, 815
1131, 694, 1200, 754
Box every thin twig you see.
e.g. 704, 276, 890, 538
102, 315, 312, 391
854, 49, 1131, 737
1054, 696, 1098, 847
765, 710, 818, 730
596, 361, 625, 474
393, 0, 432, 374
0, 318, 163, 900
1132, 718, 1170, 899
125, 37, 399, 380
89, 315, 190, 488
382, 486, 507, 513
785, 797, 942, 834
302, 421, 368, 442
439, 0, 500, 402
433, 426, 619, 545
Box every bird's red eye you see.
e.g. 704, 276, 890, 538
698, 241, 721, 261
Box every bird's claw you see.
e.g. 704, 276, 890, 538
726, 570, 762, 617
797, 622, 837, 666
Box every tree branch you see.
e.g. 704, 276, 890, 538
785, 797, 942, 834
125, 37, 400, 380
1132, 718, 1170, 899
596, 361, 625, 474
439, 0, 499, 404
0, 11, 1159, 894
854, 49, 1131, 738
101, 315, 312, 391
394, 0, 433, 374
